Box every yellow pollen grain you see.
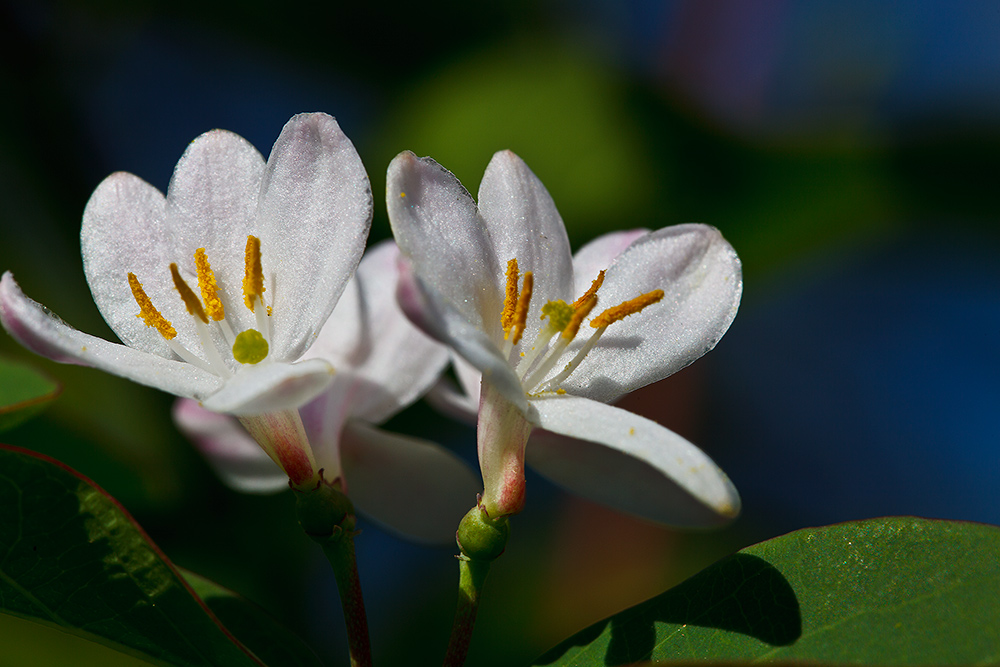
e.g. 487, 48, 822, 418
590, 289, 665, 328
243, 235, 265, 311
128, 273, 176, 339
170, 263, 209, 323
572, 270, 606, 309
562, 294, 598, 340
400, 191, 406, 198
500, 258, 520, 333
194, 248, 225, 321
510, 271, 533, 345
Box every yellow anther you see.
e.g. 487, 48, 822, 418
243, 235, 265, 311
194, 248, 225, 321
540, 300, 574, 331
500, 258, 520, 333
170, 263, 208, 324
590, 289, 665, 328
509, 271, 533, 345
128, 273, 176, 340
562, 293, 598, 340
232, 329, 269, 364
572, 270, 605, 309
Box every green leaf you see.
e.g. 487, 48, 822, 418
0, 444, 265, 666
181, 570, 325, 667
0, 356, 60, 431
535, 517, 1000, 666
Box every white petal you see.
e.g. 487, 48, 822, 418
200, 358, 334, 415
296, 376, 353, 481
172, 399, 287, 493
256, 113, 372, 361
561, 224, 742, 403
162, 128, 267, 339
0, 272, 220, 399
571, 228, 649, 297
80, 171, 195, 359
303, 241, 448, 423
478, 150, 574, 347
340, 421, 480, 544
386, 151, 503, 333
396, 259, 527, 413
425, 353, 481, 425
527, 395, 740, 527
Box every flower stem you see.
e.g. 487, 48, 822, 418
443, 503, 510, 667
295, 478, 372, 667
319, 531, 372, 667
443, 556, 491, 667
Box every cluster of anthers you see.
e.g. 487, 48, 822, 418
128, 235, 272, 375
498, 258, 664, 396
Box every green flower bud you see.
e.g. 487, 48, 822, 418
456, 505, 510, 562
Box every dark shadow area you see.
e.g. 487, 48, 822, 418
535, 553, 800, 665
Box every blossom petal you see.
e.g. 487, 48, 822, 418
527, 395, 740, 527
172, 399, 288, 493
303, 241, 448, 424
0, 272, 219, 398
256, 113, 373, 361
396, 258, 527, 413
200, 358, 334, 415
387, 151, 503, 332
340, 421, 480, 544
560, 224, 742, 403
478, 150, 574, 346
80, 171, 193, 359
162, 128, 267, 339
571, 228, 649, 297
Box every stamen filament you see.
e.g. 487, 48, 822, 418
590, 290, 665, 328
165, 338, 215, 373
193, 318, 233, 377
243, 235, 265, 312
194, 248, 225, 321
170, 263, 209, 324
128, 273, 176, 340
541, 326, 608, 391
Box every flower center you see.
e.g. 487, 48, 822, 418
499, 257, 663, 395
127, 235, 272, 377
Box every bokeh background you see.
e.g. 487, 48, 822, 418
2, 1, 999, 665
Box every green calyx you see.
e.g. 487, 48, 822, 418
294, 478, 356, 542
456, 505, 510, 562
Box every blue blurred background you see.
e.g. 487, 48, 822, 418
2, 1, 999, 665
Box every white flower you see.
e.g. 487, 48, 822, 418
386, 150, 742, 526
174, 241, 480, 542
0, 113, 372, 486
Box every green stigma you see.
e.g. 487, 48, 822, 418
232, 329, 269, 364
540, 300, 574, 331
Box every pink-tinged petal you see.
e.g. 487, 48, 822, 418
172, 399, 287, 493
0, 272, 219, 399
386, 151, 503, 333
304, 241, 449, 424
256, 113, 372, 362
528, 395, 740, 527
297, 377, 353, 482
477, 382, 535, 518
571, 228, 649, 298
200, 358, 334, 415
162, 129, 267, 339
80, 171, 197, 359
561, 224, 742, 403
396, 258, 527, 413
238, 409, 318, 488
340, 421, 480, 544
478, 150, 574, 348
